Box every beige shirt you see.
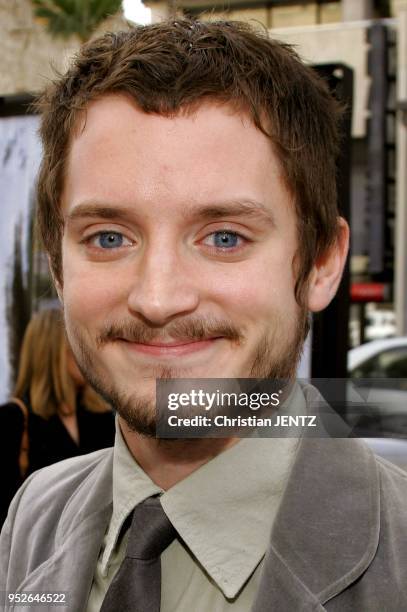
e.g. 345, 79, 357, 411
87, 386, 305, 611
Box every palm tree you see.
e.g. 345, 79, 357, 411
32, 0, 123, 43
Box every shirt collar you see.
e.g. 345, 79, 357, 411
100, 426, 163, 572
102, 383, 305, 598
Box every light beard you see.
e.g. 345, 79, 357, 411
64, 309, 310, 438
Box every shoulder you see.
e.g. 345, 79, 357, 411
375, 454, 407, 511
1, 448, 113, 593
5, 447, 113, 529
337, 436, 407, 502
23, 446, 112, 494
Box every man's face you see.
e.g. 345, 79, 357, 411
60, 95, 308, 435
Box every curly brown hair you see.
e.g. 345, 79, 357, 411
35, 19, 343, 304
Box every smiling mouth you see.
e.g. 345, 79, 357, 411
119, 337, 222, 356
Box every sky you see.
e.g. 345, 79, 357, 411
122, 0, 152, 25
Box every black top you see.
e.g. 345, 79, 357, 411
0, 399, 115, 527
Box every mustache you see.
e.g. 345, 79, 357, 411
96, 317, 243, 346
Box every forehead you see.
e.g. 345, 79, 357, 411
63, 95, 293, 220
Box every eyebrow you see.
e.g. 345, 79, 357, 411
185, 200, 275, 225
66, 203, 135, 223
65, 199, 275, 226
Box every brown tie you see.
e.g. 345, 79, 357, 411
100, 496, 176, 612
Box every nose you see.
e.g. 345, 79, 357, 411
127, 241, 200, 326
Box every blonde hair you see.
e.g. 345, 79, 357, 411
13, 308, 110, 419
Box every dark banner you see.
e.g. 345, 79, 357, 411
155, 378, 407, 438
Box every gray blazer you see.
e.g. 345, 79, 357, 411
1, 433, 407, 610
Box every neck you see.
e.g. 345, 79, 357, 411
118, 416, 239, 489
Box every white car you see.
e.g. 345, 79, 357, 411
347, 337, 407, 424
348, 337, 407, 375
347, 338, 407, 469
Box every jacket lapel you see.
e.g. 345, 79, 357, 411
253, 432, 380, 610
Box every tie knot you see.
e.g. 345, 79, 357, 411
126, 496, 176, 561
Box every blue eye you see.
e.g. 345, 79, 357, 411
212, 231, 240, 248
95, 232, 125, 249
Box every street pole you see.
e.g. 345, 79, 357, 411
395, 5, 407, 334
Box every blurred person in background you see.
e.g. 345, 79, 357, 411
0, 308, 114, 526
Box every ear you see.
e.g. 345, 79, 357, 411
306, 217, 349, 313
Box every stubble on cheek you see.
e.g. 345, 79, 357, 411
249, 305, 309, 379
